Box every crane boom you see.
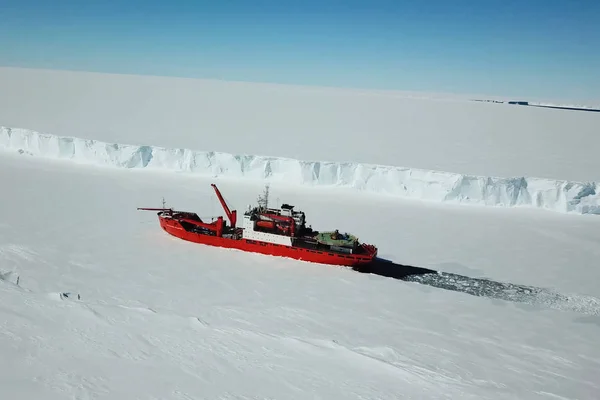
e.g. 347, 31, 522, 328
211, 184, 237, 228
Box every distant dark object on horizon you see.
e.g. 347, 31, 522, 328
527, 104, 600, 113
472, 99, 600, 113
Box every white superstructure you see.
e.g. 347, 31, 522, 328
241, 213, 293, 246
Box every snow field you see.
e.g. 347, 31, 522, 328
2, 66, 600, 183
2, 125, 600, 216
1, 154, 600, 399
2, 66, 600, 399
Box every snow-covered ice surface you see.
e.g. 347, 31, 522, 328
1, 153, 600, 399
1, 67, 600, 182
3, 125, 600, 215
2, 67, 600, 399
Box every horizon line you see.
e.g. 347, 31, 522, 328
3, 64, 597, 106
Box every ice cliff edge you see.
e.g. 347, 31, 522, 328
1, 126, 599, 215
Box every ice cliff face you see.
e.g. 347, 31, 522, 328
2, 126, 598, 215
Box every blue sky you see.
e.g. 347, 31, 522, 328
1, 0, 599, 100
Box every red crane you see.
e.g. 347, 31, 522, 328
211, 184, 237, 228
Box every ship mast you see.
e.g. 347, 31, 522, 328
257, 184, 270, 210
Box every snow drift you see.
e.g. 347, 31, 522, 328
2, 126, 599, 215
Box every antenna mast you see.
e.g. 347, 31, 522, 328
257, 184, 270, 209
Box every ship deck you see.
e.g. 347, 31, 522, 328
314, 231, 358, 247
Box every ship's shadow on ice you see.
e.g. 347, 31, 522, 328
353, 258, 600, 316
352, 257, 436, 280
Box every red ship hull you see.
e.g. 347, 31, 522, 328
139, 183, 378, 267
157, 214, 377, 266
